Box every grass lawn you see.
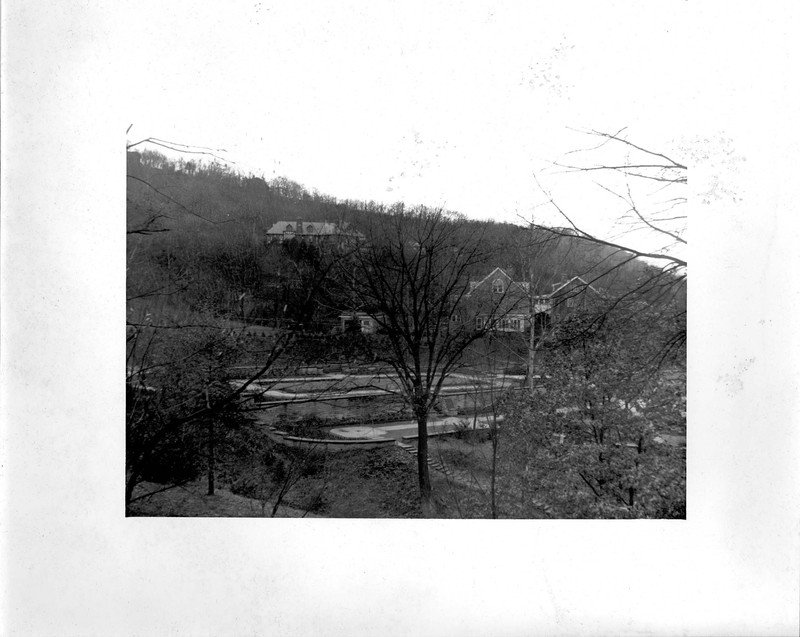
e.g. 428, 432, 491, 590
286, 448, 422, 517
128, 436, 508, 518
127, 480, 318, 517
128, 424, 682, 519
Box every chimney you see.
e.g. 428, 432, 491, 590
297, 219, 304, 235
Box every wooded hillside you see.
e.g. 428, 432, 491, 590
127, 149, 680, 330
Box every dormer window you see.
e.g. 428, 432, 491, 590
285, 224, 294, 232
492, 279, 505, 294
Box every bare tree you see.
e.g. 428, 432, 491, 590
126, 130, 300, 512
125, 325, 291, 510
529, 128, 687, 359
345, 208, 503, 515
540, 127, 686, 268
464, 336, 511, 519
235, 435, 331, 518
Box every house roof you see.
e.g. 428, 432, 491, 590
338, 311, 385, 319
468, 269, 604, 301
468, 267, 529, 295
266, 220, 361, 237
549, 276, 604, 298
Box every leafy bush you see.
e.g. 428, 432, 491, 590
451, 419, 491, 444
498, 305, 686, 518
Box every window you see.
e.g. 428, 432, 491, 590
566, 297, 576, 308
475, 317, 485, 330
451, 314, 462, 323
511, 318, 521, 330
492, 279, 505, 294
285, 224, 294, 232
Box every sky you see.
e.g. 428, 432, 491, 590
115, 1, 690, 257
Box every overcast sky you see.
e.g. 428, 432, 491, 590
115, 2, 691, 252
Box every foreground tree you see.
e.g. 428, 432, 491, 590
346, 208, 503, 515
500, 300, 686, 518
125, 321, 291, 510
126, 131, 300, 512
481, 129, 688, 518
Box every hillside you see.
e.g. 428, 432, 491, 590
128, 149, 678, 330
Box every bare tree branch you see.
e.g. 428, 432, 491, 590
532, 173, 687, 268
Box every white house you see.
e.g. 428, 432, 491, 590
338, 312, 385, 334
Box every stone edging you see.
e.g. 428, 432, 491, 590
267, 428, 396, 452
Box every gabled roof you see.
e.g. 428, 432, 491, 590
338, 311, 386, 319
467, 269, 605, 303
549, 276, 604, 298
468, 267, 529, 295
266, 220, 362, 237
266, 221, 334, 235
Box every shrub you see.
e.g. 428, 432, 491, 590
451, 419, 490, 444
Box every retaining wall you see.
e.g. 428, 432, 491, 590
267, 428, 397, 452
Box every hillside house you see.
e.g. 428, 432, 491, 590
547, 276, 604, 319
266, 219, 363, 247
463, 267, 603, 333
463, 267, 532, 333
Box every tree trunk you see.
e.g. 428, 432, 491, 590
528, 290, 536, 394
206, 388, 215, 496
125, 472, 138, 512
207, 420, 215, 496
416, 412, 434, 516
490, 433, 499, 519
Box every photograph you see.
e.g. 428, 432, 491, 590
125, 5, 686, 520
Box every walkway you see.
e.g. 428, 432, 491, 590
235, 372, 525, 407
328, 414, 502, 442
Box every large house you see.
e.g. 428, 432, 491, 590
265, 219, 363, 247
547, 276, 604, 318
463, 267, 603, 333
335, 268, 603, 337
464, 267, 531, 332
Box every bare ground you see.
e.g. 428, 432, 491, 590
128, 480, 320, 517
